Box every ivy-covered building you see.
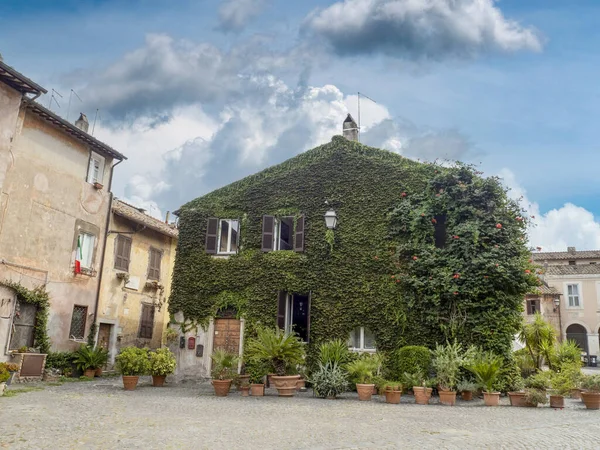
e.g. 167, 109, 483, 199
170, 115, 536, 379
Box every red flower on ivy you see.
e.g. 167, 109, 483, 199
484, 276, 489, 279
401, 192, 407, 197
412, 256, 418, 261
516, 217, 523, 221
496, 223, 502, 229
453, 235, 460, 239
525, 270, 531, 274
453, 291, 459, 295
495, 264, 499, 267
431, 218, 437, 224
453, 273, 461, 279
420, 213, 425, 217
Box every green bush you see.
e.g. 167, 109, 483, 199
552, 340, 582, 368
524, 388, 548, 406
245, 358, 269, 384
319, 339, 351, 366
581, 374, 600, 392
210, 349, 239, 380
346, 358, 378, 384
388, 346, 432, 381
0, 364, 10, 383
513, 348, 536, 378
149, 348, 176, 376
73, 345, 108, 371
466, 351, 502, 393
495, 356, 523, 393
115, 347, 150, 376
45, 351, 76, 373
245, 327, 305, 376
551, 362, 583, 395
431, 340, 476, 391
310, 362, 349, 399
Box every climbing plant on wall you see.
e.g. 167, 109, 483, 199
169, 136, 537, 365
1, 281, 51, 354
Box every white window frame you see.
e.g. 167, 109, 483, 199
87, 152, 105, 184
78, 232, 95, 269
565, 282, 582, 309
348, 327, 376, 353
216, 219, 239, 255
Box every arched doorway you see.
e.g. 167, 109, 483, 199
566, 324, 588, 354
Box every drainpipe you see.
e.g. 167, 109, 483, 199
91, 158, 123, 344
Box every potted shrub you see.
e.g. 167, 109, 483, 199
457, 380, 478, 401
74, 345, 106, 378
310, 362, 349, 399
431, 341, 475, 406
296, 365, 308, 391
403, 371, 433, 405
523, 388, 549, 408
149, 348, 176, 387
246, 358, 268, 397
549, 363, 581, 408
211, 349, 239, 397
467, 351, 502, 406
346, 358, 377, 401
507, 376, 526, 407
246, 327, 305, 397
116, 347, 150, 390
523, 372, 549, 407
4, 363, 19, 386
580, 374, 600, 410
382, 381, 402, 404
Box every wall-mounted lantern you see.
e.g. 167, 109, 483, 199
553, 297, 560, 312
324, 209, 338, 230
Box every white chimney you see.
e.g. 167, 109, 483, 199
343, 114, 359, 142
74, 113, 89, 133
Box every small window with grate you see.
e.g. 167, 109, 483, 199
139, 304, 155, 339
526, 299, 540, 315
148, 248, 162, 281
114, 235, 132, 271
69, 305, 87, 340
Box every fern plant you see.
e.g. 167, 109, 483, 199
466, 351, 502, 393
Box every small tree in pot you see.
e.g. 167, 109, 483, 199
466, 351, 502, 406
431, 341, 476, 406
116, 347, 150, 390
211, 349, 239, 397
347, 357, 378, 401
74, 345, 108, 378
246, 327, 305, 397
523, 372, 549, 407
457, 380, 478, 401
149, 348, 176, 387
246, 357, 268, 396
581, 374, 600, 410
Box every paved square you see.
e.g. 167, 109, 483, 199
1, 378, 599, 449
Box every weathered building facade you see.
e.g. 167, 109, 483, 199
96, 200, 177, 364
0, 61, 126, 360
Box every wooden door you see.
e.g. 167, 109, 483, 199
213, 318, 241, 354
98, 323, 112, 352
9, 301, 37, 350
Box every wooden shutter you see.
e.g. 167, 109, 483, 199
277, 292, 287, 329
114, 235, 131, 271
294, 215, 305, 252
205, 218, 219, 254
262, 215, 275, 252
148, 248, 161, 280
139, 305, 155, 339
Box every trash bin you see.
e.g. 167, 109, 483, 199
582, 354, 589, 365
589, 355, 597, 367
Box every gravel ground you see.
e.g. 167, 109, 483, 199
1, 378, 600, 449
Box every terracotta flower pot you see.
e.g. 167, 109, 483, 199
250, 383, 265, 396
372, 385, 379, 395
483, 392, 500, 406
439, 390, 457, 406
84, 369, 96, 378
237, 375, 250, 390
212, 379, 233, 397
95, 367, 103, 377
152, 375, 166, 387
581, 391, 600, 410
384, 388, 401, 404
240, 385, 250, 397
267, 373, 276, 388
122, 375, 139, 391
550, 395, 564, 409
461, 390, 473, 401
508, 392, 526, 407
570, 388, 582, 400
413, 386, 432, 405
356, 383, 375, 401
296, 378, 306, 391
271, 375, 300, 397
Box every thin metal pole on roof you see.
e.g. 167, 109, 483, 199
67, 89, 82, 121
47, 88, 63, 111
92, 109, 100, 136
357, 91, 376, 143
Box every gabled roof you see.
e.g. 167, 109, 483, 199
532, 250, 600, 261
544, 265, 600, 276
0, 61, 47, 96
112, 199, 178, 238
26, 101, 126, 161
527, 280, 561, 296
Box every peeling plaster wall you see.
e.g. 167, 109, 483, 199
0, 83, 22, 231
97, 214, 176, 364
0, 108, 113, 355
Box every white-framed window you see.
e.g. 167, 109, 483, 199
273, 217, 294, 251
87, 152, 105, 184
566, 283, 581, 308
348, 327, 376, 352
77, 232, 95, 269
217, 219, 239, 254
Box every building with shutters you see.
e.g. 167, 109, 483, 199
0, 61, 126, 360
95, 199, 178, 364
525, 247, 600, 364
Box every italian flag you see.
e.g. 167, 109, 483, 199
74, 235, 82, 274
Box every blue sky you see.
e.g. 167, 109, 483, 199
1, 0, 599, 249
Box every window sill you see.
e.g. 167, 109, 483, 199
349, 348, 377, 353
74, 267, 97, 277
69, 338, 87, 343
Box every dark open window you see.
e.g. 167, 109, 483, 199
433, 215, 447, 248
277, 292, 310, 342
139, 304, 155, 339
69, 305, 87, 340
148, 248, 162, 280
264, 215, 305, 253
526, 299, 540, 315
114, 235, 132, 271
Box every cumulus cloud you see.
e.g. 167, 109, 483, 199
499, 169, 600, 251
304, 0, 543, 60
217, 0, 271, 32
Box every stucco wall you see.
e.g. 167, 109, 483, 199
0, 109, 113, 354
0, 83, 22, 227
97, 213, 176, 363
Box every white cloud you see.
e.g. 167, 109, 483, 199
305, 0, 543, 59
499, 168, 600, 251
217, 0, 271, 32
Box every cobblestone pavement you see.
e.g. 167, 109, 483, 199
2, 378, 600, 449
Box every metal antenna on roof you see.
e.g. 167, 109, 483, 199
91, 109, 100, 136
47, 89, 63, 111
67, 89, 82, 121
357, 92, 376, 143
